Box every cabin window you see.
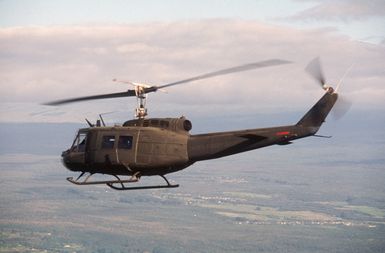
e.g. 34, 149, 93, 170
151, 120, 159, 126
118, 135, 133, 149
160, 120, 169, 128
101, 135, 115, 149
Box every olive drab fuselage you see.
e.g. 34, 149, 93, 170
62, 117, 194, 176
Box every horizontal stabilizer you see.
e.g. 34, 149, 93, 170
277, 141, 292, 145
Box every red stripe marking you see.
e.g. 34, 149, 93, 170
276, 131, 290, 136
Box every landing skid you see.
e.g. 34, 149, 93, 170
66, 173, 179, 190
107, 175, 179, 190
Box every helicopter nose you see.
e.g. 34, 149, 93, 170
61, 149, 77, 171
61, 149, 69, 158
61, 149, 70, 167
61, 149, 71, 162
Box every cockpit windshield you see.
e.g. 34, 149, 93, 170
71, 130, 88, 152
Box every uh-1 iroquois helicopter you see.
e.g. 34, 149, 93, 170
45, 57, 348, 191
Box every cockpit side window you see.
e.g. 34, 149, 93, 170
102, 135, 115, 149
118, 136, 133, 149
71, 132, 87, 152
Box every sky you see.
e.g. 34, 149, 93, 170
0, 0, 384, 124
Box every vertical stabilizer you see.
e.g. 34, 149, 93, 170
296, 91, 338, 131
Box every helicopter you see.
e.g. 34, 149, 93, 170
45, 58, 342, 190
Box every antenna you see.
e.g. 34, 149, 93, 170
85, 118, 94, 127
99, 114, 106, 126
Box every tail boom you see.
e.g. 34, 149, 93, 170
187, 90, 338, 162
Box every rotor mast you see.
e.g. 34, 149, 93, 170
134, 85, 148, 119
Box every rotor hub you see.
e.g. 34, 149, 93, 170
323, 85, 334, 94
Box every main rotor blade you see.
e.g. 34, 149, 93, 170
156, 59, 291, 89
44, 59, 290, 106
44, 90, 136, 105
305, 57, 326, 87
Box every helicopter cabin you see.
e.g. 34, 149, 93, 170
64, 117, 192, 175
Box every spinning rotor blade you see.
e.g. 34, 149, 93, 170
157, 59, 291, 89
333, 64, 354, 119
304, 57, 353, 120
44, 59, 290, 106
335, 63, 354, 93
44, 90, 136, 105
332, 95, 352, 120
305, 57, 326, 88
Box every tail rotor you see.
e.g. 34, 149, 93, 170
305, 57, 353, 119
305, 57, 329, 91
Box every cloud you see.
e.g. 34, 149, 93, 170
287, 0, 385, 21
0, 20, 384, 123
